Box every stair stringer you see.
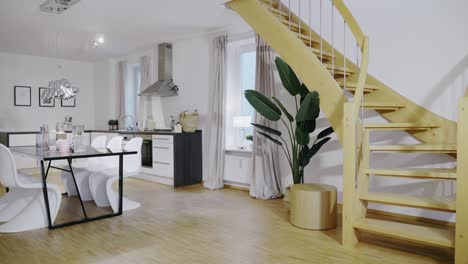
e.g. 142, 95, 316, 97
228, 0, 348, 143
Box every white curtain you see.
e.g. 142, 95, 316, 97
118, 61, 127, 120
250, 35, 282, 199
204, 35, 227, 190
139, 56, 152, 130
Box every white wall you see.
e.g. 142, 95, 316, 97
160, 36, 212, 181
273, 0, 468, 222
0, 52, 95, 130
94, 59, 118, 129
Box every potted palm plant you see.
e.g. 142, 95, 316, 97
245, 57, 334, 191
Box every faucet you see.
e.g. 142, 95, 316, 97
121, 115, 138, 131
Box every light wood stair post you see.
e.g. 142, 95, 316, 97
456, 97, 468, 264
342, 102, 359, 247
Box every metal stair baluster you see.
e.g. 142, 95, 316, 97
331, 2, 335, 76
320, 0, 323, 62
309, 0, 312, 47
298, 0, 301, 34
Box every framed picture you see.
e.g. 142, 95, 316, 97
39, 87, 55, 107
14, 86, 31, 106
61, 97, 76, 107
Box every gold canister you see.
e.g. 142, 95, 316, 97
290, 183, 337, 230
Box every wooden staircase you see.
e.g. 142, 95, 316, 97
226, 0, 467, 263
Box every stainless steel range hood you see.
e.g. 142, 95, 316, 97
139, 43, 179, 97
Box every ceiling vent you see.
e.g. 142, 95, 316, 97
40, 0, 80, 14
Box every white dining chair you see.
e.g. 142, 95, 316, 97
61, 135, 107, 200
64, 136, 123, 201
0, 144, 62, 233
89, 137, 142, 212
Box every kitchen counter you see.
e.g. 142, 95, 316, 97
0, 129, 203, 188
0, 129, 201, 136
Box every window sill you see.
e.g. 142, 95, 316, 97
225, 148, 252, 154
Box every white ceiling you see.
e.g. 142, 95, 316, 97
0, 0, 247, 61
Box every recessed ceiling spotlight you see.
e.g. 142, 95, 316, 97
96, 36, 105, 44
91, 35, 105, 48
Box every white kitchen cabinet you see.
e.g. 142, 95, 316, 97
9, 134, 36, 147
152, 135, 174, 178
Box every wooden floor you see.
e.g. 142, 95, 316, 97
0, 177, 454, 264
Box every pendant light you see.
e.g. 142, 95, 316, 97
40, 2, 79, 104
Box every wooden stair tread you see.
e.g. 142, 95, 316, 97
353, 218, 455, 248
278, 17, 300, 30
266, 6, 289, 18
338, 81, 380, 93
261, 0, 278, 7
360, 192, 455, 212
295, 32, 321, 46
369, 144, 457, 153
362, 102, 405, 110
310, 47, 333, 61
323, 64, 356, 74
364, 123, 439, 130
366, 168, 457, 179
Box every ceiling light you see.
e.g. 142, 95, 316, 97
91, 35, 105, 48
40, 0, 81, 14
97, 36, 105, 44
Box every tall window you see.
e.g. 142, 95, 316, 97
239, 51, 256, 138
225, 38, 256, 150
124, 63, 141, 127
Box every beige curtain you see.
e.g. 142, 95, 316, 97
250, 34, 282, 199
204, 35, 227, 190
118, 61, 127, 120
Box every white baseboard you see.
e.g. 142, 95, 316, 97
131, 173, 174, 186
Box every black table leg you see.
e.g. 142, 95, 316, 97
67, 159, 88, 219
45, 161, 51, 180
40, 161, 53, 228
118, 154, 123, 215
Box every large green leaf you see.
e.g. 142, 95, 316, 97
299, 146, 310, 167
296, 91, 320, 122
299, 83, 310, 98
298, 120, 316, 133
275, 57, 302, 96
257, 131, 282, 146
308, 137, 331, 159
244, 90, 281, 121
295, 125, 310, 146
317, 126, 334, 140
272, 97, 293, 122
251, 123, 281, 136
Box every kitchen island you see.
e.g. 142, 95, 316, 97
0, 129, 203, 188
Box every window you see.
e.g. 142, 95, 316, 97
124, 63, 141, 128
225, 38, 256, 150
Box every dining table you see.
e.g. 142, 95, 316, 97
10, 145, 137, 229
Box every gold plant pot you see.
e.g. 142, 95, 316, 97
289, 183, 337, 230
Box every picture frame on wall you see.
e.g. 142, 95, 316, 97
14, 86, 31, 106
61, 97, 76, 107
39, 87, 55, 107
